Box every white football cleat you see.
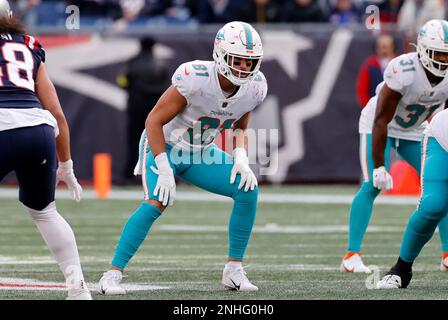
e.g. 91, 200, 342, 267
98, 270, 126, 295
376, 265, 413, 289
66, 280, 92, 300
222, 265, 258, 292
376, 274, 402, 289
340, 252, 371, 273
440, 254, 448, 271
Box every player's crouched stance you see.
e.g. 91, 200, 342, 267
0, 1, 90, 299
377, 127, 448, 289
342, 19, 448, 274
377, 22, 448, 289
99, 21, 267, 294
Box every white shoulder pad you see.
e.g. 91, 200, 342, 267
171, 60, 212, 99
250, 71, 268, 104
383, 53, 417, 95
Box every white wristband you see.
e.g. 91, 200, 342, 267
58, 159, 73, 170
154, 152, 171, 171
233, 147, 249, 165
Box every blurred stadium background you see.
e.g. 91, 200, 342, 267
5, 0, 444, 186
1, 0, 448, 300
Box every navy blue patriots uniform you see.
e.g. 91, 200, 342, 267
0, 34, 45, 108
0, 33, 57, 210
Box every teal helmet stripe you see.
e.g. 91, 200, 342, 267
241, 22, 253, 50
440, 20, 448, 44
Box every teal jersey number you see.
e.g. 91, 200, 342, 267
192, 64, 209, 77
399, 59, 416, 72
424, 105, 441, 121
395, 104, 439, 128
399, 59, 414, 67
183, 117, 236, 145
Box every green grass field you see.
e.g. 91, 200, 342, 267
0, 185, 447, 300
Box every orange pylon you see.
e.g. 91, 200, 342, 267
384, 160, 420, 195
93, 153, 111, 199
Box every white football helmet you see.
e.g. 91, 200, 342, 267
0, 0, 11, 19
417, 19, 448, 78
213, 21, 263, 86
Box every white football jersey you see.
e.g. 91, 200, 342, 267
163, 60, 268, 151
359, 52, 447, 141
426, 109, 448, 152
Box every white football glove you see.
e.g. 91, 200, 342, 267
150, 152, 176, 206
56, 159, 82, 202
230, 148, 258, 192
372, 166, 393, 190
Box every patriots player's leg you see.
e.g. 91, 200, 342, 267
2, 125, 91, 300
395, 137, 448, 270
378, 136, 448, 289
177, 144, 259, 291
341, 134, 393, 273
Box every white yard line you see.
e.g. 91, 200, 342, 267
0, 277, 169, 291
157, 224, 407, 233
52, 224, 412, 235
0, 188, 420, 205
0, 263, 438, 271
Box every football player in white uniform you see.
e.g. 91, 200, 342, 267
377, 20, 448, 289
99, 21, 267, 294
341, 20, 448, 273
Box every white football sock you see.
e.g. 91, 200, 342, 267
27, 202, 85, 287
225, 261, 242, 269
